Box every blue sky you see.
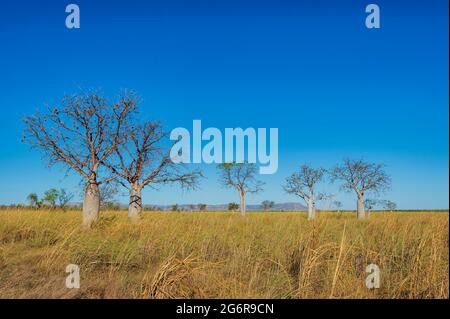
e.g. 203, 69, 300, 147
0, 0, 448, 209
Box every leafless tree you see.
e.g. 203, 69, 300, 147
333, 200, 343, 212
218, 163, 264, 216
99, 182, 120, 208
261, 200, 275, 211
331, 159, 390, 219
22, 90, 137, 228
57, 188, 74, 211
283, 165, 326, 219
382, 200, 397, 212
319, 192, 340, 211
364, 198, 378, 218
106, 121, 202, 220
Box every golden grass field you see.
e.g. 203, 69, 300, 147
0, 209, 448, 299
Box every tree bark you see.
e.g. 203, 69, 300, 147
357, 195, 365, 219
128, 184, 142, 221
82, 181, 100, 229
307, 197, 315, 219
239, 191, 246, 216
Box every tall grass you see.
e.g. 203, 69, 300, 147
0, 209, 448, 298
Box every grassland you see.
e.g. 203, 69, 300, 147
0, 209, 448, 299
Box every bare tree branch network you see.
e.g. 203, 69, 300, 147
217, 162, 264, 216
23, 90, 138, 228
105, 119, 203, 220
283, 164, 326, 219
331, 158, 391, 218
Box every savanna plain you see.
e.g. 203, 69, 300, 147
0, 209, 448, 299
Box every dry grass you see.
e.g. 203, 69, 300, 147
0, 209, 448, 299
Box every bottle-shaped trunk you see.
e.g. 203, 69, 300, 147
239, 191, 246, 216
128, 184, 142, 221
307, 197, 315, 219
82, 181, 100, 229
357, 195, 365, 219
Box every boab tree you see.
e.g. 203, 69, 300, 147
23, 91, 137, 228
364, 198, 378, 218
106, 121, 202, 220
331, 159, 390, 219
382, 200, 397, 212
261, 200, 275, 211
283, 165, 326, 219
218, 162, 264, 216
99, 182, 120, 209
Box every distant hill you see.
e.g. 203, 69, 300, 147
64, 201, 307, 211
143, 202, 307, 211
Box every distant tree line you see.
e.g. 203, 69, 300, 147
26, 188, 73, 210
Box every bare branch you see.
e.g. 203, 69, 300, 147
283, 164, 325, 204
217, 162, 264, 194
331, 158, 391, 197
105, 120, 203, 192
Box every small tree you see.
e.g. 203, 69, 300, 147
43, 188, 59, 208
171, 204, 179, 212
364, 198, 377, 210
331, 159, 390, 219
106, 120, 202, 220
261, 200, 275, 211
99, 182, 120, 209
57, 188, 74, 211
383, 200, 397, 212
27, 193, 42, 208
333, 200, 343, 212
283, 165, 326, 219
228, 202, 239, 211
364, 198, 378, 218
23, 90, 137, 228
198, 203, 207, 211
333, 200, 343, 218
103, 202, 121, 210
218, 163, 264, 216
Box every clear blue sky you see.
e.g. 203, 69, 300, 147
0, 0, 448, 209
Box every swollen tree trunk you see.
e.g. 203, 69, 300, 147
239, 191, 246, 216
307, 197, 315, 219
357, 194, 365, 219
128, 184, 142, 221
82, 182, 100, 229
